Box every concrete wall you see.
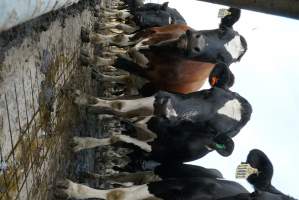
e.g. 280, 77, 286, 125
0, 0, 100, 199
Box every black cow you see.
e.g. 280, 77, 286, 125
56, 149, 297, 200
133, 2, 186, 29
99, 1, 185, 33
121, 0, 186, 27
71, 87, 252, 166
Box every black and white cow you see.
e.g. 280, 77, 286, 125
133, 2, 186, 29
99, 1, 185, 34
71, 87, 252, 165
56, 149, 297, 200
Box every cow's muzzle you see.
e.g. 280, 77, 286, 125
185, 29, 207, 57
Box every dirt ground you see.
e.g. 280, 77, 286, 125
0, 0, 120, 199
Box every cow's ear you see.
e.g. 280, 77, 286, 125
209, 63, 234, 89
162, 2, 169, 10
214, 134, 234, 157
220, 7, 241, 28
246, 149, 274, 190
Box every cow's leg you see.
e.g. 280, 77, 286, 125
94, 56, 117, 66
127, 38, 152, 68
132, 116, 157, 142
73, 90, 154, 117
80, 49, 118, 67
103, 10, 134, 21
92, 71, 131, 84
72, 134, 152, 152
128, 48, 149, 68
81, 28, 135, 47
99, 23, 139, 34
114, 23, 140, 34
90, 33, 136, 47
72, 136, 112, 152
109, 46, 127, 54
117, 134, 152, 152
81, 171, 161, 186
56, 179, 154, 200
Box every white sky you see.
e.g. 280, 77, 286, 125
146, 0, 299, 197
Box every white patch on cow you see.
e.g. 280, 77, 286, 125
196, 35, 206, 50
169, 16, 172, 24
166, 106, 178, 119
62, 180, 154, 200
224, 35, 244, 60
217, 99, 242, 121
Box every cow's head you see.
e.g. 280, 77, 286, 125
241, 149, 297, 200
180, 8, 246, 65
135, 2, 186, 28
184, 28, 246, 65
198, 87, 252, 138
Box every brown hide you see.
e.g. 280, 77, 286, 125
139, 24, 216, 94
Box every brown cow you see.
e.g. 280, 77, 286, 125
82, 8, 245, 94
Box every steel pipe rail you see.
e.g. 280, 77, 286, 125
0, 0, 81, 32
196, 0, 299, 20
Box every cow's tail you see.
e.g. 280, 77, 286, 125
113, 57, 149, 79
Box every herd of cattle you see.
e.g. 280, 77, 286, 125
55, 0, 297, 199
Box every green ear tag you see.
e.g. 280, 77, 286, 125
216, 143, 225, 150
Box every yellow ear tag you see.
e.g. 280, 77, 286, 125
235, 163, 259, 179
218, 9, 232, 18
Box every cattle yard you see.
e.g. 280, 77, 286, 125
1, 0, 298, 199
0, 0, 120, 199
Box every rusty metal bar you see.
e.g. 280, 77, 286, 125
196, 0, 299, 19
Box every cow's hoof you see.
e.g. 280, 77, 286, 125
71, 136, 86, 152
81, 27, 90, 43
54, 179, 70, 199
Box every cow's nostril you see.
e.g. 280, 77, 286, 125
196, 35, 200, 39
194, 47, 200, 52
